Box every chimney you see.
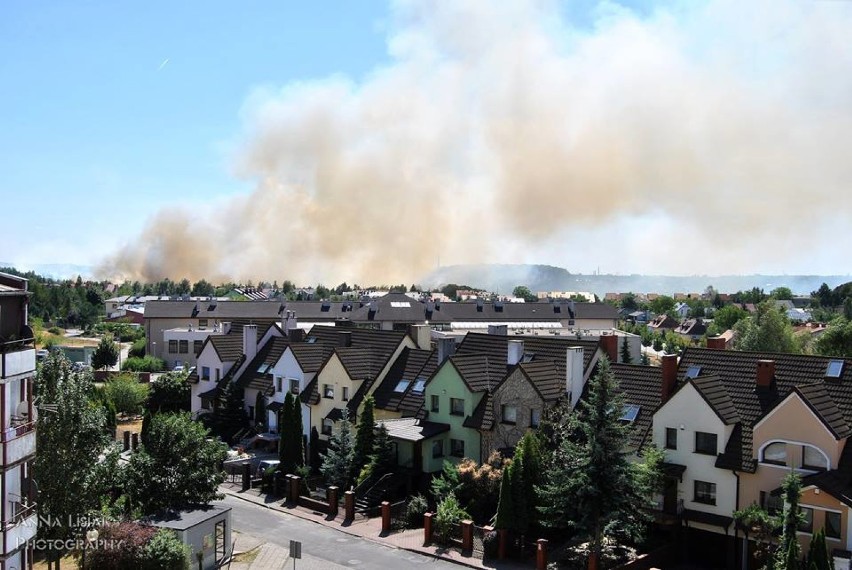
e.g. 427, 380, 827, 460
243, 324, 258, 361
487, 324, 508, 336
757, 360, 775, 389
706, 336, 727, 350
566, 347, 585, 407
426, 299, 435, 313
222, 322, 232, 335
369, 301, 378, 314
437, 337, 456, 365
599, 334, 618, 363
288, 328, 306, 343
338, 331, 352, 348
476, 298, 484, 312
507, 340, 524, 366
661, 354, 678, 404
410, 324, 431, 350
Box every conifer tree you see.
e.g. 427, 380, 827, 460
353, 396, 376, 477
291, 394, 304, 467
320, 411, 355, 489
495, 462, 515, 530
776, 471, 803, 570
620, 336, 632, 364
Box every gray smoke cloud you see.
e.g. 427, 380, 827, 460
100, 0, 852, 284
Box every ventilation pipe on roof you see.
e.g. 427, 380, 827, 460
566, 347, 585, 408
508, 340, 524, 366
243, 324, 258, 362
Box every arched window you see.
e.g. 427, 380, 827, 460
802, 445, 828, 471
762, 442, 787, 466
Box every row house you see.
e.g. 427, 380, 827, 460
652, 348, 852, 569
0, 272, 37, 570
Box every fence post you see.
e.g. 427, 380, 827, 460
327, 486, 339, 518
272, 471, 282, 496
123, 430, 131, 452
423, 513, 434, 546
381, 501, 391, 533
483, 526, 494, 559
536, 538, 548, 570
498, 528, 509, 560
461, 520, 473, 553
344, 490, 355, 521
131, 432, 139, 451
290, 475, 302, 503
242, 462, 252, 491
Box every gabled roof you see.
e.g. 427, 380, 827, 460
377, 418, 450, 442
675, 319, 707, 336
676, 348, 852, 473
448, 354, 504, 393
300, 377, 320, 405
648, 315, 678, 330
691, 375, 740, 425
288, 343, 335, 373
207, 334, 244, 362
793, 383, 851, 439
234, 337, 289, 393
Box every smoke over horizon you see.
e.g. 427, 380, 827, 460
99, 0, 852, 284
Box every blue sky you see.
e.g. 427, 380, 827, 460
3, 1, 851, 282
1, 1, 389, 265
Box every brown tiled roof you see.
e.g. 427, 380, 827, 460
208, 334, 244, 362
675, 319, 707, 336
398, 352, 438, 417
448, 354, 504, 393
455, 333, 600, 378
676, 348, 852, 473
377, 418, 450, 442
518, 360, 563, 401
300, 377, 320, 405
648, 315, 678, 330
610, 363, 664, 451
464, 393, 492, 429
800, 443, 852, 507
234, 337, 289, 392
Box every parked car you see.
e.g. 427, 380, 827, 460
256, 458, 280, 478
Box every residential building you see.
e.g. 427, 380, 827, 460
0, 272, 37, 570
673, 318, 707, 341
652, 348, 852, 568
647, 314, 679, 332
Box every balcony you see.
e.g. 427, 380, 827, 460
1, 502, 37, 555
0, 338, 35, 380
1, 422, 36, 467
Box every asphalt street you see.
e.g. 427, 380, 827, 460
223, 495, 461, 570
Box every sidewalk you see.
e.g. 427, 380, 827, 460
219, 482, 530, 570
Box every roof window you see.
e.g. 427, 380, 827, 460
826, 360, 844, 379
685, 365, 702, 379
394, 380, 411, 393
412, 378, 427, 393
620, 404, 640, 423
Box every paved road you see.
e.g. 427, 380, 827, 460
224, 495, 460, 570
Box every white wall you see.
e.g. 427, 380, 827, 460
653, 383, 738, 528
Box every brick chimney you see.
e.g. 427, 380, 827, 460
661, 354, 678, 404
706, 336, 727, 350
599, 334, 618, 363
757, 359, 775, 389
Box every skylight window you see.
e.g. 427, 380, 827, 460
685, 366, 702, 379
306, 337, 317, 344
521, 353, 535, 363
394, 380, 411, 393
390, 301, 411, 308
257, 363, 271, 374
412, 378, 427, 393
620, 404, 640, 423
826, 360, 845, 379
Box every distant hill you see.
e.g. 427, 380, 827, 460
421, 264, 852, 298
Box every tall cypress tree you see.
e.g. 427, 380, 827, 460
776, 471, 803, 570
620, 336, 632, 364
279, 392, 298, 474
494, 461, 515, 530
290, 393, 304, 467
353, 396, 376, 478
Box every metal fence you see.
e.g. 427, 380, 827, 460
389, 500, 408, 532
471, 524, 486, 558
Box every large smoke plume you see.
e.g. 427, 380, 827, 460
101, 0, 852, 284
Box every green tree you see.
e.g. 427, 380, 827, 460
814, 283, 836, 308
278, 392, 304, 474
190, 279, 215, 297
92, 335, 119, 370
537, 358, 662, 569
360, 423, 395, 483
620, 336, 632, 364
213, 381, 248, 443
815, 318, 852, 358
776, 472, 803, 570
494, 461, 515, 529
255, 391, 267, 428
619, 293, 638, 311
771, 287, 794, 300
710, 304, 748, 333
124, 413, 227, 515
105, 374, 149, 416
354, 396, 376, 478
805, 528, 833, 570
435, 495, 470, 544
734, 301, 802, 354
512, 285, 538, 303
320, 412, 355, 489
733, 503, 779, 570
291, 393, 304, 467
35, 351, 107, 566
146, 372, 191, 414
649, 295, 676, 316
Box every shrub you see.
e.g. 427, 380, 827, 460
48, 326, 63, 335
483, 530, 499, 559
406, 494, 429, 529
129, 338, 147, 358
106, 374, 149, 415
123, 356, 167, 372
141, 528, 190, 570
88, 522, 158, 569
435, 495, 470, 544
